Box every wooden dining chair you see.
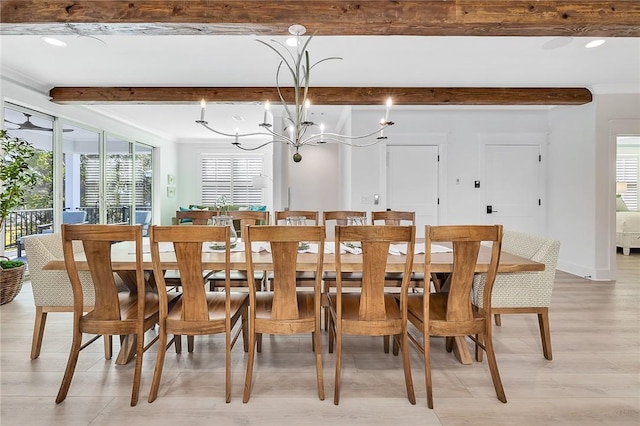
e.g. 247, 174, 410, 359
242, 225, 326, 402
165, 210, 221, 288
274, 210, 319, 225
321, 211, 367, 329
406, 224, 506, 408
371, 210, 424, 352
175, 209, 218, 225
267, 210, 320, 290
148, 225, 249, 403
208, 210, 270, 291
56, 224, 177, 407
328, 225, 416, 405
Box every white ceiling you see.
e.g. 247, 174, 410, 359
1, 34, 639, 142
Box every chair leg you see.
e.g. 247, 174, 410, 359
475, 333, 484, 362
174, 335, 182, 353
393, 334, 400, 356
242, 310, 249, 352
400, 330, 416, 405
242, 325, 257, 403
187, 335, 195, 353
148, 329, 168, 403
538, 309, 553, 360
56, 327, 83, 404
328, 314, 334, 354
333, 325, 342, 405
313, 325, 325, 400
257, 333, 263, 353
104, 335, 112, 360
130, 332, 145, 406
225, 327, 232, 403
494, 313, 502, 326
383, 335, 390, 353
31, 307, 47, 360
483, 331, 507, 403
424, 330, 433, 408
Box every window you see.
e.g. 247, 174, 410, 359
617, 154, 639, 211
201, 154, 263, 205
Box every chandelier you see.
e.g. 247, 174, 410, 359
196, 24, 394, 163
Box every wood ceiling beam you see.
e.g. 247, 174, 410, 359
49, 87, 593, 106
2, 1, 639, 37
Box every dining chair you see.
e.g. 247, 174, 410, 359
406, 224, 506, 408
274, 210, 319, 225
148, 225, 249, 403
472, 230, 560, 360
328, 225, 416, 405
23, 232, 114, 360
371, 210, 425, 352
267, 210, 320, 290
321, 211, 367, 329
208, 210, 270, 291
242, 225, 325, 402
56, 224, 177, 406
164, 210, 221, 288
175, 209, 218, 225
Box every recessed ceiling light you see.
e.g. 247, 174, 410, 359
585, 39, 605, 49
41, 36, 67, 47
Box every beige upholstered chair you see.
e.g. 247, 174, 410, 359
472, 230, 560, 360
24, 233, 106, 360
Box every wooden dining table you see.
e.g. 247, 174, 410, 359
44, 239, 544, 365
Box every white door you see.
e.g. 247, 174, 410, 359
483, 144, 542, 234
387, 145, 439, 237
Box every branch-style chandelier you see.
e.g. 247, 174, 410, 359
196, 24, 394, 162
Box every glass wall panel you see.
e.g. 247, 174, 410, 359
105, 135, 134, 224
63, 124, 101, 224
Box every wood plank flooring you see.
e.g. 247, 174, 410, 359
1, 254, 638, 425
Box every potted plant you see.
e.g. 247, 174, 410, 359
1, 129, 38, 231
0, 130, 37, 303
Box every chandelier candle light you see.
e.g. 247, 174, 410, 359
196, 24, 394, 163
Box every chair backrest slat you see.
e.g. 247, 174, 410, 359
425, 225, 502, 322
176, 210, 218, 225
244, 225, 324, 321
275, 210, 319, 225
336, 225, 415, 321
62, 224, 144, 321
371, 211, 415, 226
150, 225, 230, 321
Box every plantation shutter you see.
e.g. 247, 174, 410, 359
616, 155, 638, 210
201, 154, 263, 205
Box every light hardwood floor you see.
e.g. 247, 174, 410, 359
1, 254, 638, 425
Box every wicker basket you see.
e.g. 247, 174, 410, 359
0, 256, 26, 305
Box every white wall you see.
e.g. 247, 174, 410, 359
548, 104, 597, 278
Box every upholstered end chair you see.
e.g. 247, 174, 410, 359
472, 230, 560, 360
24, 233, 103, 359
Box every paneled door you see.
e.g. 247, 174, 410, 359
483, 144, 542, 234
387, 145, 439, 237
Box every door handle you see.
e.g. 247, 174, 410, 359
486, 205, 498, 214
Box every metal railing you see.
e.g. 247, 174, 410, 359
3, 206, 151, 251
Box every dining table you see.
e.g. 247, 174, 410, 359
44, 238, 544, 365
